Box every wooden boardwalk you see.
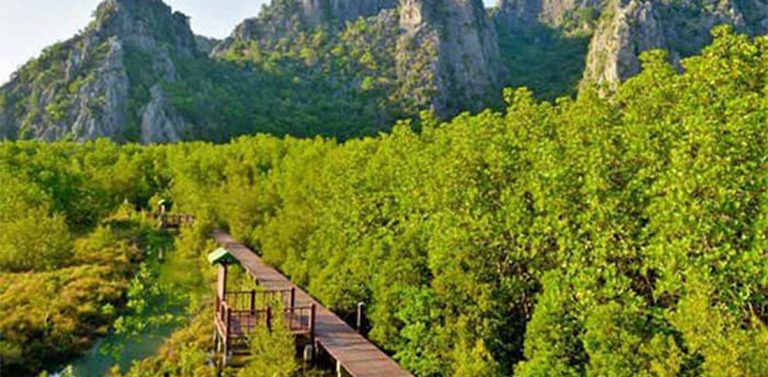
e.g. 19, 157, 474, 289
214, 230, 413, 377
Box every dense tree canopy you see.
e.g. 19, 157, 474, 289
1, 27, 766, 376
171, 28, 767, 376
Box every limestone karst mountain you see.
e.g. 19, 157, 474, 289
0, 0, 200, 142
494, 0, 767, 89
0, 0, 765, 143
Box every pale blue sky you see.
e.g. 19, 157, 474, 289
0, 0, 496, 83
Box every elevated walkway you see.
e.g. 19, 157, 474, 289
211, 230, 413, 377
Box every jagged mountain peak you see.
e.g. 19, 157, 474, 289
91, 0, 197, 55
0, 0, 204, 143
300, 0, 400, 26
492, 0, 766, 90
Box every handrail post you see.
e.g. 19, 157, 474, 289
225, 306, 231, 337
223, 306, 231, 366
250, 289, 256, 314
356, 302, 365, 334
309, 304, 316, 344
266, 307, 272, 331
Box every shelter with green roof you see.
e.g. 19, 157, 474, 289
208, 247, 239, 266
208, 247, 239, 304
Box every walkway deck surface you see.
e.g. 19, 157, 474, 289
214, 230, 413, 377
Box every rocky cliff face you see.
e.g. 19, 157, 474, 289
399, 0, 504, 115
0, 0, 200, 143
583, 0, 766, 88
583, 0, 664, 86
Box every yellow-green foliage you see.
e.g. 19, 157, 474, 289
172, 28, 768, 376
1, 27, 767, 377
0, 221, 144, 375
238, 315, 298, 377
0, 207, 71, 271
0, 168, 71, 272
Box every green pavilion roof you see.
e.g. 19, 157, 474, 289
207, 247, 239, 266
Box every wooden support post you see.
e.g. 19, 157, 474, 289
225, 306, 231, 339
356, 302, 365, 334
266, 307, 273, 331
218, 263, 229, 302
290, 287, 296, 311
303, 344, 315, 370
213, 327, 220, 353
250, 289, 256, 314
223, 306, 231, 366
309, 304, 316, 343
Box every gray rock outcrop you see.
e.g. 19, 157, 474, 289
68, 37, 131, 141
583, 0, 765, 88
583, 0, 665, 87
140, 85, 185, 143
0, 0, 196, 143
398, 0, 505, 115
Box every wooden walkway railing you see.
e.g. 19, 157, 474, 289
223, 289, 297, 311
213, 230, 413, 377
213, 282, 316, 364
158, 213, 195, 229
214, 294, 315, 342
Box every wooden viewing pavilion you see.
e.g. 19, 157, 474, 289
208, 247, 316, 366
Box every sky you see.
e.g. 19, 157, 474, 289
0, 0, 496, 83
